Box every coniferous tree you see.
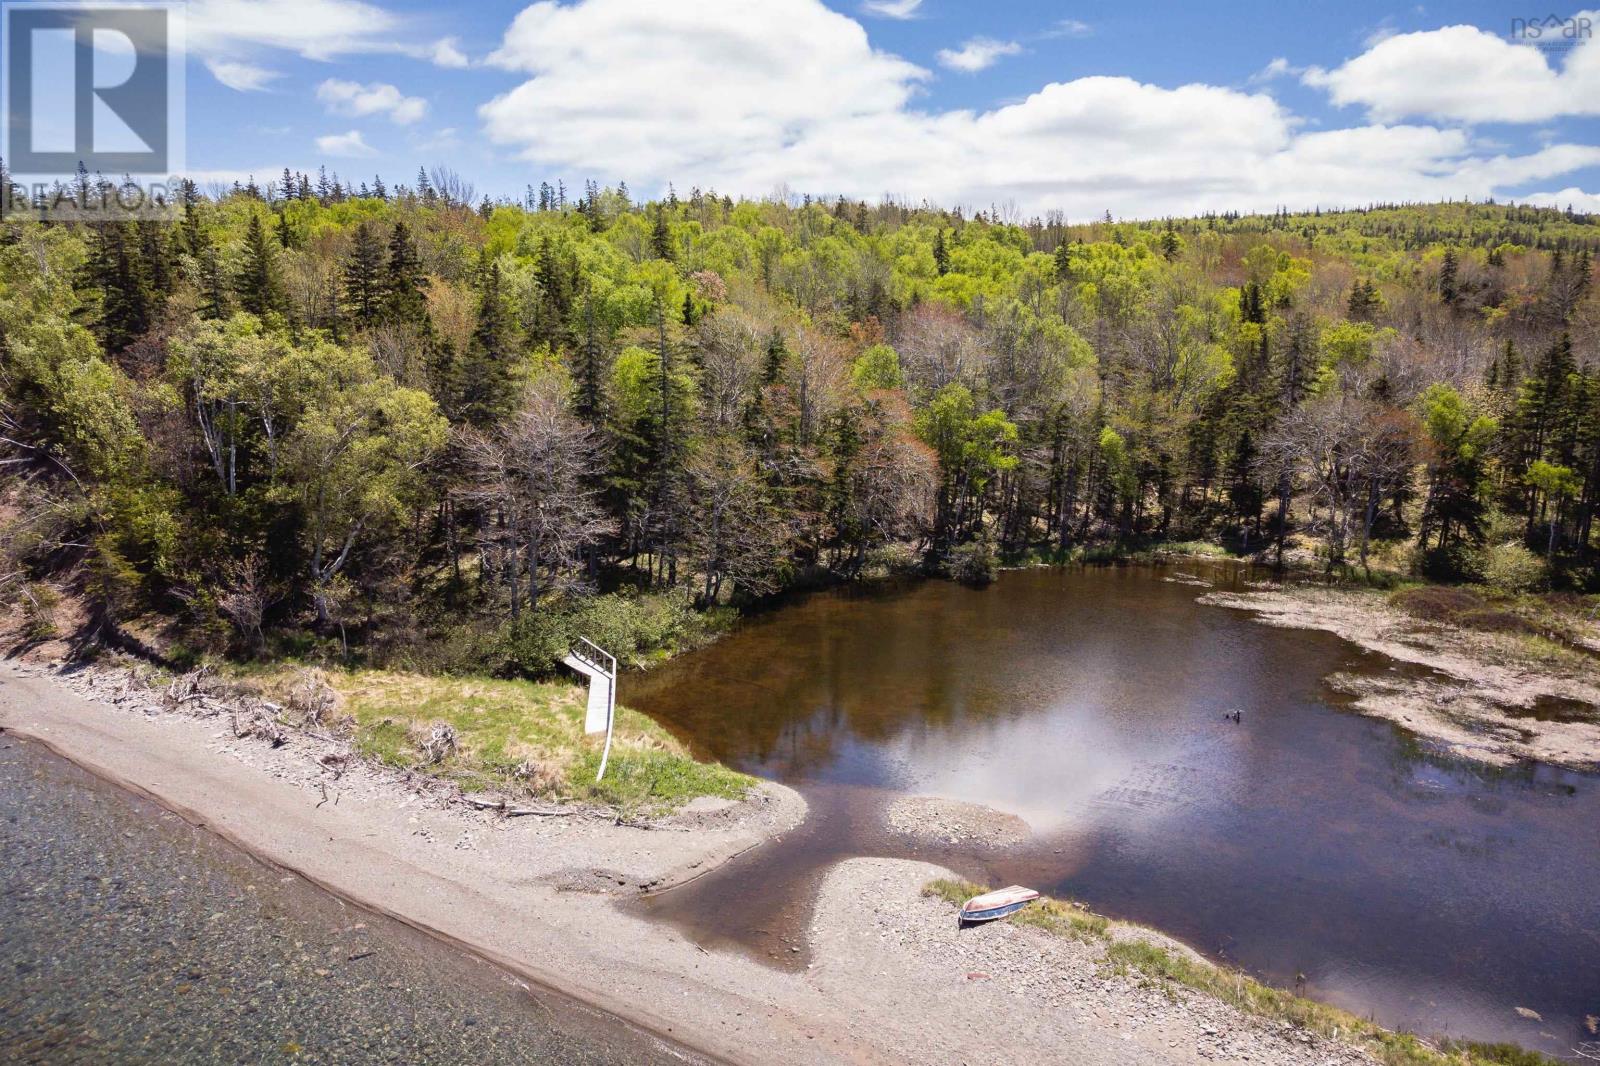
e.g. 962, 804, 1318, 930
651, 207, 675, 260
341, 221, 386, 328
457, 260, 518, 427
86, 223, 155, 352
933, 230, 950, 276
1159, 222, 1180, 261
235, 212, 284, 319
382, 221, 428, 326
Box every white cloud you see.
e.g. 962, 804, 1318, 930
1521, 187, 1600, 212
1041, 19, 1091, 39
205, 57, 279, 91
188, 0, 402, 61
428, 37, 469, 68
317, 79, 428, 124
861, 0, 922, 18
477, 0, 1600, 218
187, 1, 470, 68
1249, 57, 1294, 83
1304, 18, 1600, 123
316, 129, 377, 157
937, 37, 1022, 73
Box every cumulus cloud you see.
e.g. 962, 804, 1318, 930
317, 79, 428, 124
1303, 18, 1600, 123
316, 129, 377, 157
861, 0, 922, 18
1522, 187, 1600, 212
937, 37, 1022, 73
427, 37, 469, 68
478, 0, 1600, 217
205, 57, 279, 91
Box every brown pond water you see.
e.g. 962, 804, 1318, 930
624, 562, 1600, 1056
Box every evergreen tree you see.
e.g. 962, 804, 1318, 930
1053, 240, 1074, 282
382, 221, 428, 325
341, 221, 386, 328
234, 212, 284, 319
933, 230, 950, 276
457, 260, 518, 427
762, 327, 788, 385
651, 207, 675, 260
1159, 222, 1180, 261
1439, 247, 1458, 305
86, 223, 155, 352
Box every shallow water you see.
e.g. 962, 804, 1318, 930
625, 563, 1600, 1055
0, 735, 708, 1065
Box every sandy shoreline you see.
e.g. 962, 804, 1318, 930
1200, 586, 1600, 771
0, 656, 1404, 1065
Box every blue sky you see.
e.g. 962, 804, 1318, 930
172, 0, 1600, 218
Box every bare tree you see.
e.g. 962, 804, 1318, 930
458, 372, 614, 616
1258, 389, 1417, 573
217, 553, 278, 654
685, 435, 787, 605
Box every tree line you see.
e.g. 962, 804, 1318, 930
2, 165, 1598, 667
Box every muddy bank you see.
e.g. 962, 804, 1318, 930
1200, 586, 1600, 770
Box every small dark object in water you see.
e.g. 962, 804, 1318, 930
1222, 710, 1243, 724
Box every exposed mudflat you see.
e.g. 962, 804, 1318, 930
1201, 586, 1600, 770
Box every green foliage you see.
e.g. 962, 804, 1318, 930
851, 343, 904, 391
1478, 541, 1547, 592
485, 591, 729, 677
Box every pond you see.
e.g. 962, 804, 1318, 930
624, 562, 1600, 1056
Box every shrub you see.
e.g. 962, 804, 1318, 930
944, 538, 998, 586
485, 590, 724, 677
1478, 541, 1546, 594
1390, 585, 1482, 623
21, 582, 60, 641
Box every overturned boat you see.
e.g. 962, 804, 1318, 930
959, 886, 1040, 924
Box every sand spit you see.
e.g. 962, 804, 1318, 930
1200, 587, 1600, 770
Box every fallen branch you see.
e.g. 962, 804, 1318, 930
460, 795, 581, 818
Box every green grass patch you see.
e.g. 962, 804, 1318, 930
311, 669, 752, 813
923, 878, 1109, 941
924, 880, 1563, 1066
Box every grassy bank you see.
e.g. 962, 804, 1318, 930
922, 879, 1561, 1066
250, 667, 753, 814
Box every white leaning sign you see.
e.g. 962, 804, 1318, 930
561, 638, 618, 781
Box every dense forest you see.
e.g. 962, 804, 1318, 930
3, 163, 1599, 671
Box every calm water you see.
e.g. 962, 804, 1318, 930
0, 735, 709, 1065
625, 563, 1600, 1055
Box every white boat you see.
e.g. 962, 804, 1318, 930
959, 885, 1040, 924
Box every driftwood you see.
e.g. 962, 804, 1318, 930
460, 795, 580, 818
